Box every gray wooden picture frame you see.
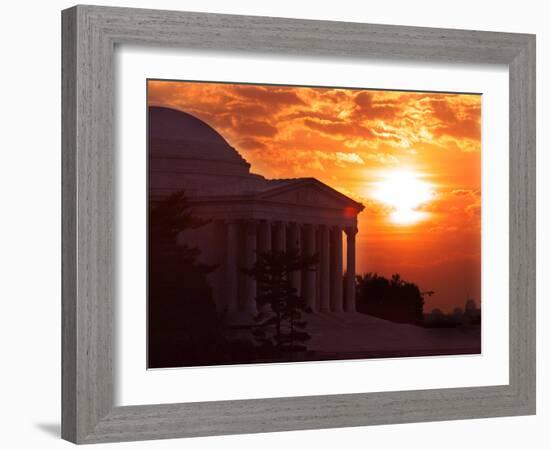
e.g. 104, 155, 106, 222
61, 4, 536, 444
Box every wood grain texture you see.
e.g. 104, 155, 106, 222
61, 4, 536, 444
61, 7, 77, 443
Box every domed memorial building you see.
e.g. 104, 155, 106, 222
149, 106, 364, 318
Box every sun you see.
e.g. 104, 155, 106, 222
371, 169, 435, 225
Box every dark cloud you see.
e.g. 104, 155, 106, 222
232, 118, 278, 138
231, 85, 305, 109
429, 99, 481, 141
303, 118, 374, 139
236, 137, 268, 151
353, 91, 400, 120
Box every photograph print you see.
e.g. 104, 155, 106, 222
147, 79, 482, 369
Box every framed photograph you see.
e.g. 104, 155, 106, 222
146, 80, 483, 369
62, 5, 536, 444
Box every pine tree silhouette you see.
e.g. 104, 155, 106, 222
246, 248, 318, 355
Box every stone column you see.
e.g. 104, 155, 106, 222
288, 222, 301, 295
243, 220, 258, 315
345, 227, 358, 313
274, 221, 286, 253
225, 220, 239, 313
330, 227, 344, 313
319, 225, 331, 312
303, 224, 317, 311
258, 220, 272, 254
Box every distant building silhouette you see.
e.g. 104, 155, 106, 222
464, 296, 481, 323
423, 296, 481, 327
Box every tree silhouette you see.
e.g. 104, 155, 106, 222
148, 191, 225, 368
246, 248, 319, 355
149, 191, 213, 269
355, 272, 430, 324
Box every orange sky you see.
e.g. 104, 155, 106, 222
148, 80, 481, 313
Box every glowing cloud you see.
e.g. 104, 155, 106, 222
148, 80, 481, 312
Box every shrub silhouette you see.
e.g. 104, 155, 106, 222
356, 273, 430, 324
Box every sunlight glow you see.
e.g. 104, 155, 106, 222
371, 169, 435, 225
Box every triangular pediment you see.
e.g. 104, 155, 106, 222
256, 178, 364, 212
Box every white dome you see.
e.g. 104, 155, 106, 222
148, 107, 253, 197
